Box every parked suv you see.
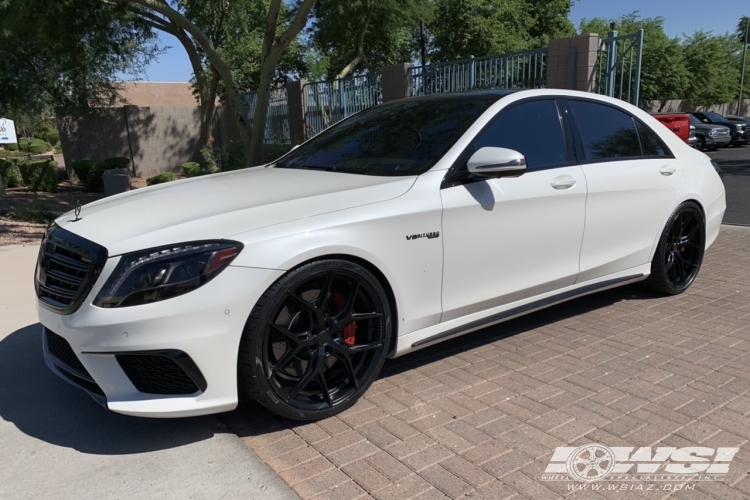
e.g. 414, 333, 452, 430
689, 114, 731, 151
691, 111, 747, 146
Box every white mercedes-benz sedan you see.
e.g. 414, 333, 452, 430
36, 89, 726, 420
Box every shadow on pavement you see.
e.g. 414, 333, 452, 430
0, 323, 217, 455
224, 283, 663, 437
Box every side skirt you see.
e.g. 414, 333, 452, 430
411, 273, 644, 349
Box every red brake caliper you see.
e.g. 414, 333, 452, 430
332, 291, 357, 346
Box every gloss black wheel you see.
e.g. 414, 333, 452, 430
239, 259, 391, 421
646, 202, 705, 295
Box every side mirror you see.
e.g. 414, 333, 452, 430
467, 147, 526, 178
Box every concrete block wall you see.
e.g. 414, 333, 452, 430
58, 105, 220, 178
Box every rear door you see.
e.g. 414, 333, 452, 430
566, 99, 683, 283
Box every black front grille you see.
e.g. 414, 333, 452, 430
45, 328, 90, 376
36, 225, 107, 314
117, 354, 202, 395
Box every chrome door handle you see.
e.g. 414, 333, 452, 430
551, 176, 576, 190
660, 165, 677, 176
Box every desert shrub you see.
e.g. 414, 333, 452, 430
53, 143, 63, 154
18, 137, 31, 152
181, 162, 203, 177
103, 157, 131, 169
72, 159, 109, 192
4, 142, 19, 151
0, 158, 23, 187
17, 159, 58, 192
146, 172, 177, 186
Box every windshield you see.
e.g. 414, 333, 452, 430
702, 112, 726, 122
275, 93, 505, 176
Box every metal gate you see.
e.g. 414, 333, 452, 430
409, 48, 548, 96
303, 75, 382, 139
595, 28, 644, 106
241, 88, 291, 145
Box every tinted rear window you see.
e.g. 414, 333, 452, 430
569, 100, 641, 160
275, 94, 504, 176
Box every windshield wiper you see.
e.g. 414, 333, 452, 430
276, 164, 337, 172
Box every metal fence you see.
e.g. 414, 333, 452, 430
409, 48, 548, 96
595, 29, 644, 106
302, 75, 382, 139
241, 88, 291, 145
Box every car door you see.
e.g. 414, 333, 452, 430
566, 99, 683, 283
440, 98, 587, 323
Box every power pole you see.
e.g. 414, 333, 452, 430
739, 17, 749, 115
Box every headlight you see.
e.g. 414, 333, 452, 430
709, 128, 718, 136
94, 241, 242, 308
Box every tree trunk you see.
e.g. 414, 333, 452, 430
199, 70, 219, 145
0, 171, 6, 200
248, 65, 277, 165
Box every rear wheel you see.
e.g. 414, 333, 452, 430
646, 202, 705, 295
238, 259, 391, 421
696, 135, 706, 151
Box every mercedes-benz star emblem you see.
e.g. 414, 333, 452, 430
73, 200, 82, 221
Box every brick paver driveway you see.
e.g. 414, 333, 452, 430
223, 225, 750, 500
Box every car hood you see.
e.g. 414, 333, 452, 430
56, 167, 417, 256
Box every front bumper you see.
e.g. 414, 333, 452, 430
705, 135, 731, 146
39, 263, 283, 417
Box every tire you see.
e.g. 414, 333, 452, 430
238, 259, 392, 421
646, 201, 705, 295
696, 135, 706, 151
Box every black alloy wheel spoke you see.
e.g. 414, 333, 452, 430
289, 354, 320, 399
351, 312, 383, 320
268, 321, 301, 344
348, 342, 383, 353
336, 277, 361, 321
317, 272, 335, 310
330, 340, 359, 390
317, 372, 333, 407
269, 344, 299, 380
287, 291, 319, 316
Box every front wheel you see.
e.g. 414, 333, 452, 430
646, 202, 705, 295
238, 259, 391, 421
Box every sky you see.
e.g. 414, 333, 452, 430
137, 0, 750, 83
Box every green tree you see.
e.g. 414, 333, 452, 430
0, 0, 161, 116
309, 0, 424, 79
429, 0, 531, 61
428, 0, 573, 62
683, 31, 741, 108
579, 13, 689, 109
117, 0, 315, 166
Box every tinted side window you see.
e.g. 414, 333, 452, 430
636, 120, 668, 157
568, 100, 641, 160
472, 99, 567, 171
